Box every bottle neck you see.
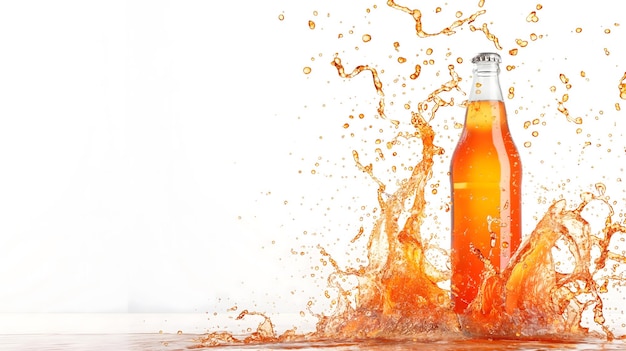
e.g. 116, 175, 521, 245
468, 62, 503, 102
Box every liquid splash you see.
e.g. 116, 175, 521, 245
197, 60, 626, 346
619, 73, 626, 100
463, 190, 626, 340
386, 0, 486, 38
196, 1, 626, 347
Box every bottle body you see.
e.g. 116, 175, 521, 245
450, 54, 522, 314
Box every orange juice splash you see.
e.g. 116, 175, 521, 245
386, 0, 486, 38
619, 72, 626, 99
194, 1, 626, 347
463, 187, 626, 340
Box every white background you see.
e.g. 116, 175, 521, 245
0, 0, 625, 333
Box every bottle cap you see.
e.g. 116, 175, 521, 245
472, 52, 501, 64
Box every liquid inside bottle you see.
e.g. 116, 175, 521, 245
450, 52, 522, 315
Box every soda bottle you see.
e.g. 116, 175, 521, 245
450, 52, 522, 314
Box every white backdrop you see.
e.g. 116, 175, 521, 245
0, 0, 624, 331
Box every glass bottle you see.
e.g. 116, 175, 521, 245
450, 52, 522, 314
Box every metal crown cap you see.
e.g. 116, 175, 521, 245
472, 52, 501, 64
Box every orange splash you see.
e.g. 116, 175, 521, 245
526, 11, 539, 23
619, 73, 626, 99
469, 23, 503, 50
387, 0, 486, 38
196, 1, 626, 347
410, 64, 422, 80
463, 187, 626, 340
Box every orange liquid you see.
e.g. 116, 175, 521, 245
194, 4, 626, 345
450, 100, 522, 314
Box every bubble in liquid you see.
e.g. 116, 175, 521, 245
605, 48, 611, 56
575, 27, 583, 33
362, 34, 372, 42
303, 67, 312, 74
278, 14, 285, 21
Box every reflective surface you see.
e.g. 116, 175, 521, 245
1, 334, 625, 351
